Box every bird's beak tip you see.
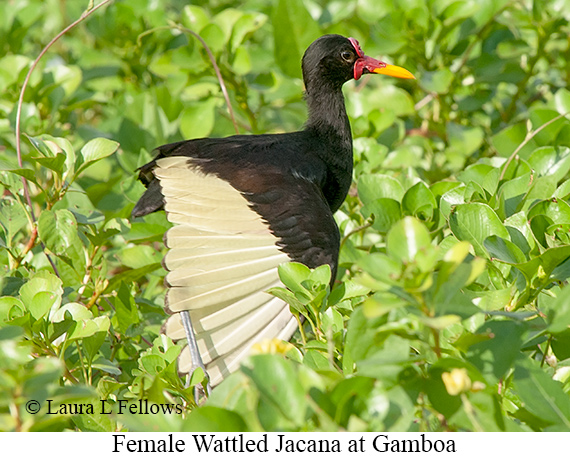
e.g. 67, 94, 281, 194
372, 64, 416, 80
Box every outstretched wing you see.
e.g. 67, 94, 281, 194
142, 155, 339, 385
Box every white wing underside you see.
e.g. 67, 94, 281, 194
155, 157, 298, 386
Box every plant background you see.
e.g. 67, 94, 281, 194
1, 0, 570, 432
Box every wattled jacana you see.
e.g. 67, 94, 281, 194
132, 34, 414, 388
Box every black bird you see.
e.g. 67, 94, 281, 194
132, 34, 414, 387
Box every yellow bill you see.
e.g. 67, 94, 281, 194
372, 64, 415, 80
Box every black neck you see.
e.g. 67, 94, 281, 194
303, 82, 353, 179
304, 83, 352, 144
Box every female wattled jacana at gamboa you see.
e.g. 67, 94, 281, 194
132, 34, 414, 390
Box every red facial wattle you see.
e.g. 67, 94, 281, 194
348, 37, 415, 81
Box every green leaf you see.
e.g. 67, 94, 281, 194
432, 243, 485, 316
464, 287, 514, 312
449, 203, 510, 258
554, 180, 570, 199
206, 371, 256, 420
448, 123, 485, 160
328, 280, 370, 307
116, 245, 160, 269
212, 9, 243, 44
78, 138, 119, 173
197, 23, 226, 54
528, 198, 570, 225
509, 245, 570, 286
277, 262, 311, 294
308, 264, 331, 287
484, 235, 526, 264
28, 291, 60, 321
182, 406, 247, 432
356, 335, 410, 383
417, 314, 461, 329
241, 354, 308, 428
267, 286, 306, 315
551, 330, 570, 360
0, 296, 24, 324
0, 198, 28, 243
181, 5, 210, 32
527, 146, 570, 182
271, 0, 319, 78
303, 349, 331, 371
450, 391, 526, 432
425, 358, 482, 418
457, 163, 494, 189
140, 354, 166, 375
71, 399, 116, 432
523, 177, 558, 213
358, 174, 405, 206
430, 180, 462, 199
402, 181, 436, 220
362, 198, 401, 233
439, 185, 465, 217
386, 216, 433, 264
68, 316, 110, 341
344, 306, 380, 375
362, 293, 407, 319
554, 88, 570, 115
113, 283, 140, 333
328, 376, 375, 428
119, 408, 185, 432
230, 13, 267, 52
104, 263, 162, 294
51, 303, 92, 322
497, 172, 532, 219
512, 359, 570, 430
37, 209, 80, 256
541, 286, 570, 334
357, 253, 402, 287
419, 68, 453, 94
504, 211, 535, 255
5, 168, 41, 188
231, 46, 251, 75
83, 332, 109, 362
529, 109, 568, 145
466, 321, 525, 383
19, 272, 63, 320
491, 122, 537, 158
180, 98, 218, 139
33, 154, 66, 174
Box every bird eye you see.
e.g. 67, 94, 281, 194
341, 51, 353, 62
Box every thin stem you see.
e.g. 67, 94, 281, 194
499, 111, 570, 181
75, 341, 89, 384
15, 0, 114, 192
414, 93, 436, 111
339, 218, 373, 252
12, 226, 38, 270
540, 335, 553, 368
294, 313, 307, 345
431, 328, 442, 359
175, 25, 240, 135
138, 24, 240, 135
77, 243, 101, 303
14, 0, 113, 277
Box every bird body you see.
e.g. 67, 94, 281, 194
132, 35, 414, 386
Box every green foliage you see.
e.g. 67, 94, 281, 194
1, 0, 570, 432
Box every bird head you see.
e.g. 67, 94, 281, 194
302, 34, 414, 90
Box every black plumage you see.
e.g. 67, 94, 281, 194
132, 34, 414, 386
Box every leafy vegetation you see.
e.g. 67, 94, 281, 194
1, 0, 570, 432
